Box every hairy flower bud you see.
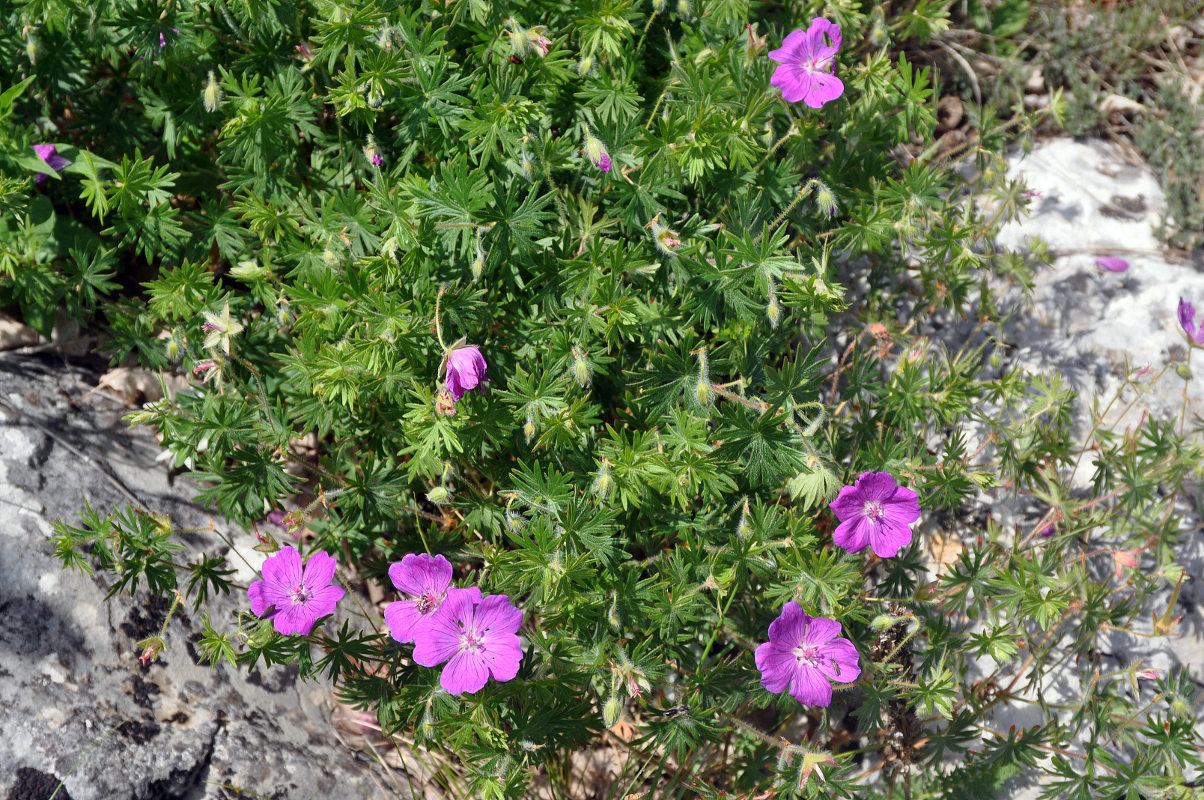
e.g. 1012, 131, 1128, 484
524, 410, 537, 443
25, 38, 37, 64
571, 346, 592, 387
577, 54, 594, 76
471, 245, 485, 282
691, 347, 713, 409
426, 486, 450, 505
1175, 362, 1192, 380
593, 460, 615, 500
813, 181, 838, 216
676, 0, 692, 17
363, 135, 383, 167
603, 695, 623, 729
137, 635, 165, 665
203, 70, 222, 113
735, 498, 752, 538
381, 236, 398, 262
584, 132, 611, 173
230, 259, 267, 281
766, 280, 781, 328
652, 0, 667, 12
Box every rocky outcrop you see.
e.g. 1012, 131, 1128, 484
0, 357, 396, 800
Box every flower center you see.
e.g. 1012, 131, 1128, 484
792, 643, 820, 667
863, 500, 885, 522
460, 627, 484, 654
287, 583, 312, 605
415, 590, 443, 614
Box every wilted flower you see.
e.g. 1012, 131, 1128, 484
202, 301, 244, 355
248, 546, 345, 636
412, 592, 524, 694
32, 144, 71, 184
202, 70, 222, 112
755, 603, 861, 706
648, 215, 681, 255
442, 344, 488, 402
584, 132, 611, 173
1135, 668, 1162, 681
769, 18, 844, 109
192, 359, 222, 385
828, 471, 922, 558
384, 553, 482, 644
1177, 298, 1204, 345
528, 25, 553, 56
1111, 548, 1139, 580
1095, 256, 1128, 272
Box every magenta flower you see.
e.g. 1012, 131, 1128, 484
1177, 298, 1204, 345
1095, 256, 1129, 272
384, 553, 482, 643
829, 471, 921, 558
768, 18, 844, 109
755, 603, 861, 707
412, 591, 524, 694
248, 545, 345, 636
32, 144, 71, 184
443, 344, 488, 402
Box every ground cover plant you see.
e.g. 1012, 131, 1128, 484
4, 0, 1203, 797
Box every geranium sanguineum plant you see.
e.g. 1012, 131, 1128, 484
41, 1, 1195, 797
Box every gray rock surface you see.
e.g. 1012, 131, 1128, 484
0, 357, 394, 800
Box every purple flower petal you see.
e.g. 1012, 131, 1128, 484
804, 72, 844, 108
817, 637, 861, 682
445, 345, 487, 403
440, 649, 490, 694
801, 614, 841, 646
1095, 256, 1129, 272
832, 515, 873, 554
1179, 298, 1197, 338
301, 550, 338, 590
262, 545, 303, 586
788, 664, 833, 706
389, 553, 452, 597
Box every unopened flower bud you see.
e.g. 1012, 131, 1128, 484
814, 182, 838, 216
571, 346, 592, 387
607, 594, 621, 630
323, 243, 341, 269
693, 377, 713, 408
25, 38, 37, 64
381, 236, 398, 261
524, 410, 537, 443
230, 259, 267, 281
1175, 362, 1193, 380
735, 498, 752, 538
203, 70, 222, 112
364, 84, 384, 109
426, 486, 450, 505
603, 696, 623, 729
471, 246, 485, 282
676, 0, 692, 16
584, 132, 611, 173
871, 614, 901, 631
593, 461, 615, 500
766, 280, 781, 328
652, 0, 667, 12
577, 54, 594, 76
164, 329, 184, 362
363, 135, 383, 167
